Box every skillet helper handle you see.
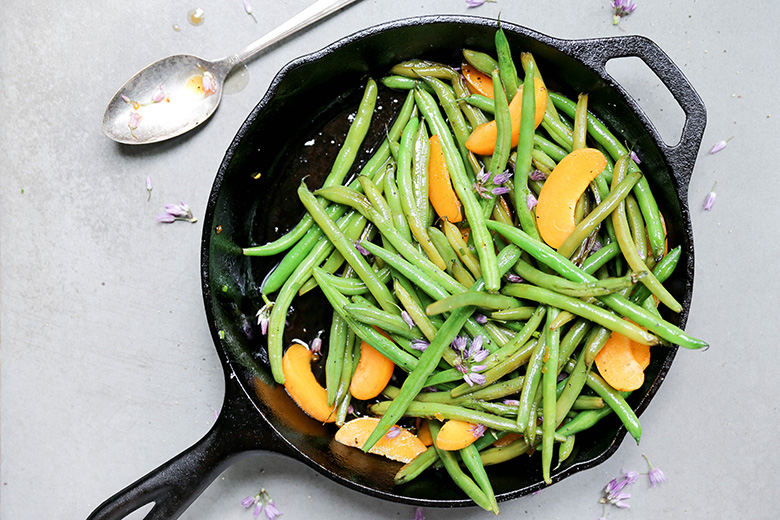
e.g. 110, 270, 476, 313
565, 35, 707, 190
87, 376, 288, 520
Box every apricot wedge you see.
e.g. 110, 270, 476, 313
462, 63, 494, 98
435, 419, 483, 451
594, 331, 648, 392
464, 75, 547, 156
535, 148, 608, 249
350, 340, 395, 400
428, 134, 463, 223
282, 343, 335, 423
335, 417, 427, 463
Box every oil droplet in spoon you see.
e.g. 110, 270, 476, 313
187, 7, 205, 26
224, 64, 250, 95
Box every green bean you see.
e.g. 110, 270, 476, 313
396, 118, 446, 269
556, 169, 643, 259
394, 444, 438, 485
380, 75, 436, 94
556, 434, 576, 469
486, 220, 708, 350
427, 226, 477, 287
516, 338, 544, 430
343, 302, 422, 340
541, 307, 561, 484
428, 421, 494, 512
488, 67, 513, 183
572, 93, 589, 151
460, 443, 498, 513
583, 325, 612, 367
511, 56, 542, 246
391, 59, 456, 80
610, 156, 681, 312
520, 51, 567, 133
555, 348, 589, 425
561, 358, 642, 443
479, 437, 532, 467
581, 241, 621, 275
548, 92, 666, 257
313, 268, 419, 372
384, 165, 413, 243
513, 258, 643, 298
463, 93, 495, 114
558, 318, 592, 369
625, 193, 648, 264
414, 87, 501, 291
442, 220, 482, 279
417, 75, 471, 149
630, 246, 681, 305
326, 312, 348, 406
531, 147, 557, 171
490, 306, 536, 321
334, 330, 358, 425
426, 291, 520, 316
533, 133, 568, 162
304, 265, 390, 296
411, 117, 433, 227
463, 48, 499, 75
299, 182, 399, 315
502, 283, 658, 345
371, 400, 521, 433
495, 26, 519, 99
394, 279, 439, 342
556, 405, 616, 438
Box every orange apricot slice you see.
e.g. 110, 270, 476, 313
435, 419, 485, 451
464, 76, 547, 156
334, 417, 427, 463
428, 134, 463, 223
350, 340, 396, 400
462, 63, 494, 98
282, 343, 335, 423
535, 148, 608, 249
417, 420, 433, 446
594, 331, 647, 392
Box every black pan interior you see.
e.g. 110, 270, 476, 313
201, 15, 695, 506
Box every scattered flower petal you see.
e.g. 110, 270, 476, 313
242, 488, 281, 519
629, 150, 641, 164
491, 186, 510, 196
703, 181, 717, 211
414, 507, 426, 520
310, 331, 323, 355
527, 193, 538, 211
152, 84, 166, 103
256, 296, 274, 335
466, 0, 485, 6
386, 426, 402, 439
493, 170, 512, 185
243, 0, 258, 22
411, 339, 429, 352
503, 399, 520, 406
529, 169, 548, 181
128, 111, 142, 130
643, 454, 668, 487
355, 239, 370, 256
157, 201, 197, 223
401, 311, 416, 329
709, 137, 733, 154
146, 175, 153, 200
201, 71, 218, 94
505, 273, 523, 283
474, 313, 488, 325
470, 423, 487, 438
611, 0, 637, 25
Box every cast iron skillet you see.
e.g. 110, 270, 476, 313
88, 15, 706, 520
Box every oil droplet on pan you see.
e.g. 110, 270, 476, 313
224, 64, 250, 95
187, 7, 205, 26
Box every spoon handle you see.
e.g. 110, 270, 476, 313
231, 0, 363, 66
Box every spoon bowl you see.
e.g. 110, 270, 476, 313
101, 0, 362, 145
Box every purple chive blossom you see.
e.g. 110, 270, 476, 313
491, 186, 510, 196
401, 311, 416, 329
503, 399, 520, 406
128, 111, 142, 130
386, 426, 402, 440
243, 0, 258, 22
473, 168, 511, 199
709, 137, 733, 154
411, 339, 429, 352
355, 239, 370, 256
242, 488, 282, 519
452, 335, 490, 386
526, 193, 538, 211
643, 454, 668, 487
611, 0, 637, 25
157, 201, 197, 223
310, 331, 323, 355
255, 296, 274, 335
505, 273, 523, 283
414, 507, 426, 520
152, 84, 166, 103
474, 313, 488, 325
470, 423, 487, 438
622, 470, 640, 486
146, 175, 153, 200
590, 240, 603, 254
529, 169, 548, 181
492, 171, 512, 185
600, 478, 632, 509
629, 150, 641, 164
202, 71, 217, 94
703, 181, 717, 211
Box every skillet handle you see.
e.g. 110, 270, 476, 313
87, 374, 291, 520
564, 35, 707, 189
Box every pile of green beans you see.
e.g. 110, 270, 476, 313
242, 27, 707, 513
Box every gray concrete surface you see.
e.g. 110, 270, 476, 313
2, 0, 778, 519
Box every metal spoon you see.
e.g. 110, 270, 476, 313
102, 0, 362, 145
